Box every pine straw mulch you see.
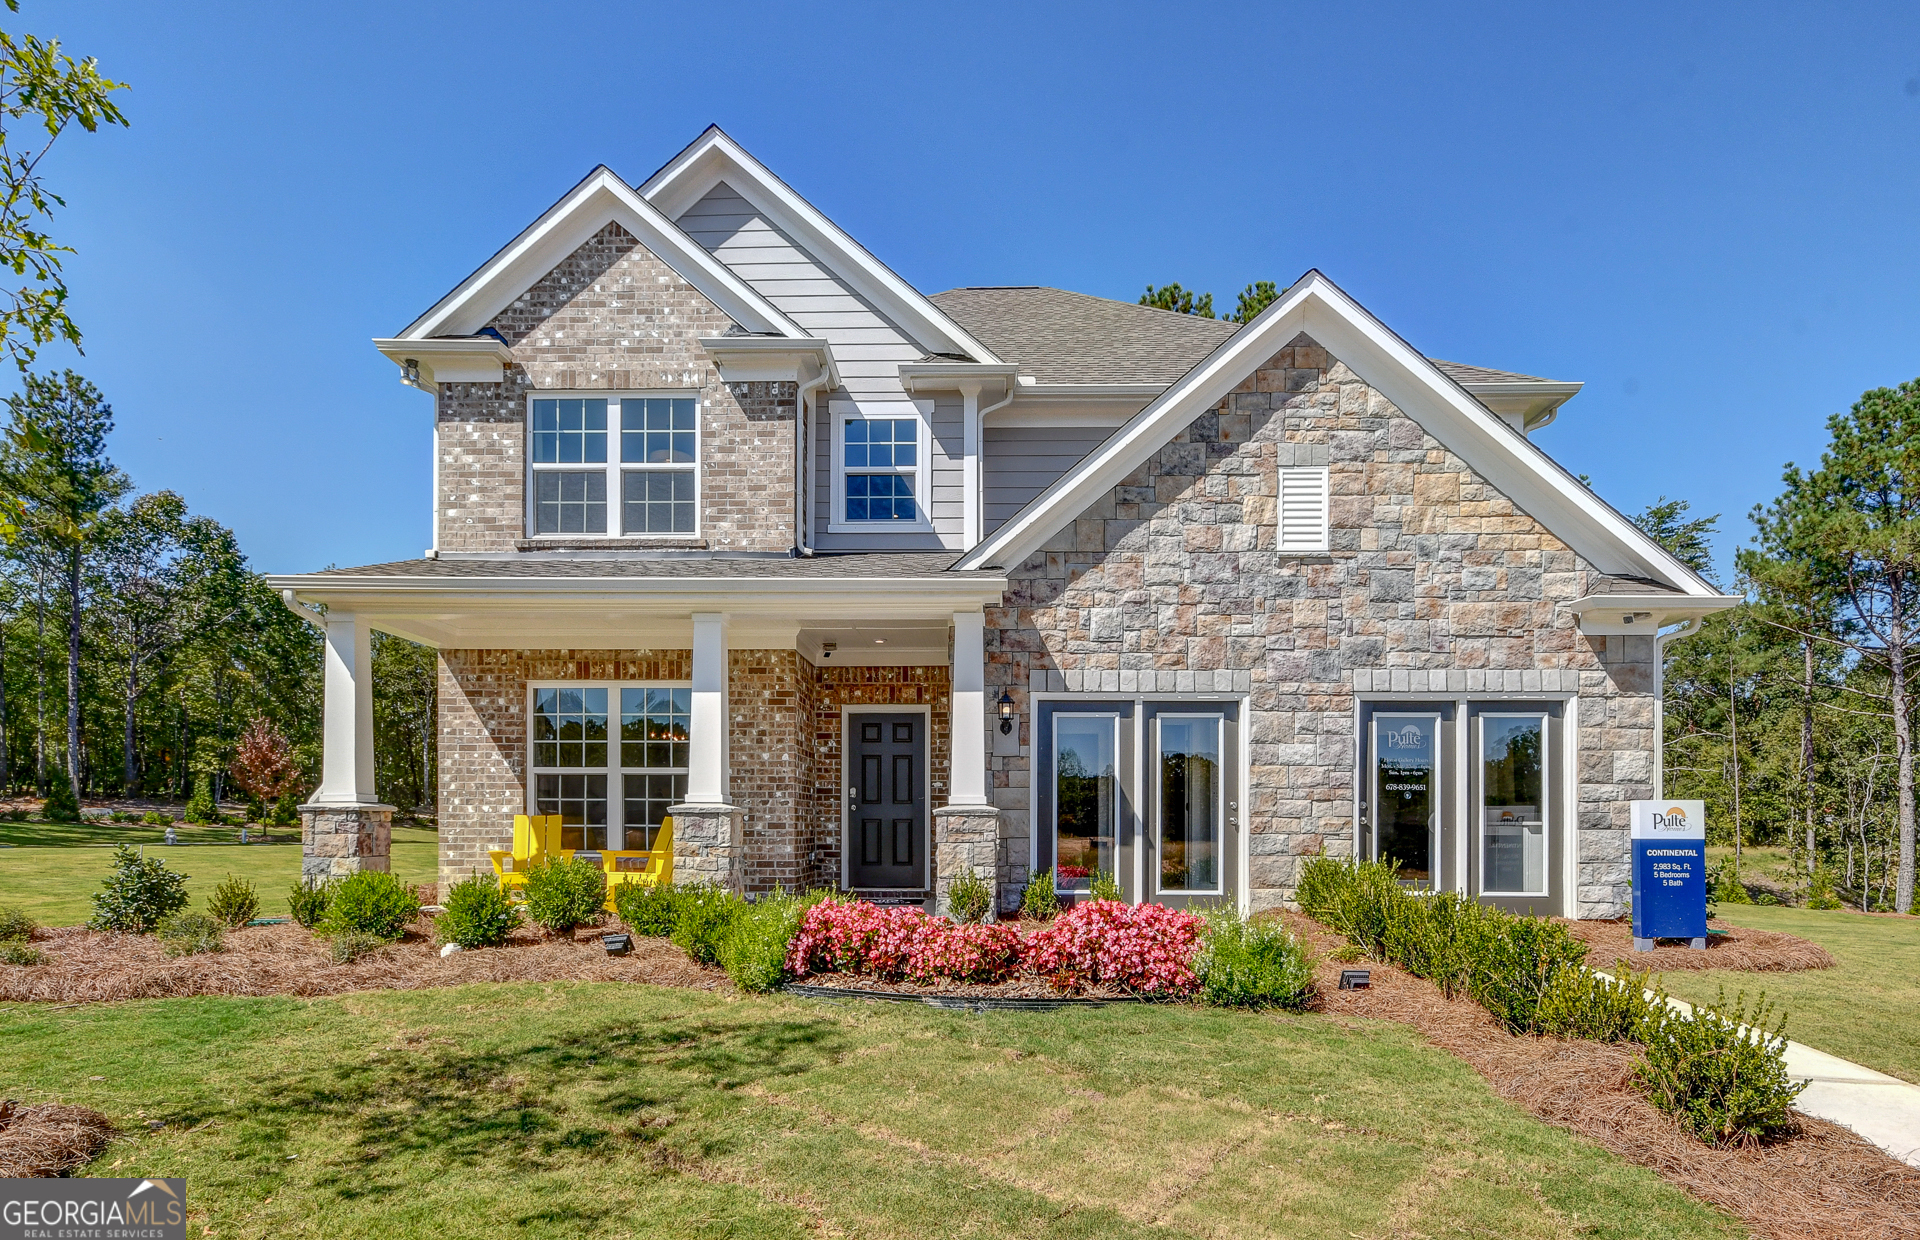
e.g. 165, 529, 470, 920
1560, 917, 1836, 973
0, 918, 723, 1005
1287, 913, 1920, 1240
0, 1098, 116, 1177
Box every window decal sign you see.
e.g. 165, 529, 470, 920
1629, 799, 1707, 948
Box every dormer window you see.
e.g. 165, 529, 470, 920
529, 394, 699, 538
831, 411, 930, 530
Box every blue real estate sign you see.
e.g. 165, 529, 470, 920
1629, 799, 1707, 945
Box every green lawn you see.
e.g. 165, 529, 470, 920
1, 983, 1742, 1240
1660, 903, 1920, 1083
0, 837, 440, 926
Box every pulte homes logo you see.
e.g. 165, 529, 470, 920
0, 1178, 185, 1240
1649, 805, 1691, 832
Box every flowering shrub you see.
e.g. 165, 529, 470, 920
787, 901, 932, 979
787, 901, 1026, 984
1026, 899, 1203, 996
907, 921, 1023, 984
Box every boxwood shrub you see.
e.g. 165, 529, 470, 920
288, 879, 333, 928
523, 856, 607, 936
436, 873, 522, 948
318, 871, 421, 942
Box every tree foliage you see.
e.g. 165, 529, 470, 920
1139, 282, 1214, 318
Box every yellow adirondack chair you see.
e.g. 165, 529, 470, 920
599, 818, 674, 910
489, 814, 562, 892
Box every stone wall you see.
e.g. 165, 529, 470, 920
984, 333, 1655, 918
434, 220, 797, 554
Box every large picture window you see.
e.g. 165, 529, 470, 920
530, 683, 689, 851
529, 395, 698, 538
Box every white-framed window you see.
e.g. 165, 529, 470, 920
1477, 711, 1548, 896
528, 394, 699, 538
830, 405, 931, 531
529, 682, 691, 851
1277, 465, 1330, 553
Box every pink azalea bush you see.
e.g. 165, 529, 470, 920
1026, 899, 1203, 995
787, 900, 1027, 985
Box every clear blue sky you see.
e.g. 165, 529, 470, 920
26, 2, 1920, 580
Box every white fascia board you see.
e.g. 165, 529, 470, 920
1568, 592, 1740, 635
390, 167, 807, 345
699, 336, 838, 385
897, 362, 1018, 392
372, 337, 513, 390
639, 127, 1002, 365
957, 271, 1722, 599
267, 571, 1009, 623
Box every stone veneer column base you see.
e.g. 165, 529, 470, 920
300, 803, 396, 884
667, 802, 744, 892
933, 805, 1004, 918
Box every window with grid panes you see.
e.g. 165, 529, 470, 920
530, 684, 690, 852
843, 417, 919, 521
529, 395, 698, 537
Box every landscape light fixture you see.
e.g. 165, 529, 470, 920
998, 690, 1015, 735
1338, 969, 1371, 990
602, 933, 632, 957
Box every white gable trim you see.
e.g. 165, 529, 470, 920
390, 166, 806, 343
956, 271, 1726, 601
639, 127, 1001, 365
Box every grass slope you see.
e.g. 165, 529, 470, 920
1661, 903, 1920, 1083
0, 839, 439, 926
1, 984, 1740, 1239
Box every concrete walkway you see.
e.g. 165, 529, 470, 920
1607, 977, 1920, 1167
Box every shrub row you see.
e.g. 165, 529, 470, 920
1294, 854, 1803, 1145
614, 882, 834, 992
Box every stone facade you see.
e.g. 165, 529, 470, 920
437, 646, 952, 895
434, 221, 798, 554
299, 804, 395, 882
933, 806, 1002, 917
984, 333, 1655, 918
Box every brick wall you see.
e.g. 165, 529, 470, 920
985, 333, 1654, 918
434, 220, 796, 553
438, 645, 951, 895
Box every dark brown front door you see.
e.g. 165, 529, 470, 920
847, 712, 926, 890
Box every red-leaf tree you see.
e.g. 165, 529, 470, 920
229, 715, 301, 804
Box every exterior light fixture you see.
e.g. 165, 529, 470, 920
1338, 969, 1371, 990
602, 933, 633, 957
998, 689, 1015, 735
402, 358, 422, 386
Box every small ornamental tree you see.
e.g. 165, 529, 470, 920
230, 716, 302, 817
89, 845, 188, 933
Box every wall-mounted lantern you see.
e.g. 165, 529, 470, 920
997, 689, 1015, 735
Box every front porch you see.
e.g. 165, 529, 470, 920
269, 556, 1009, 912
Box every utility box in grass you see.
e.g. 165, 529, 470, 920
1630, 799, 1707, 950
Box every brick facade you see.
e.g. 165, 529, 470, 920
434, 221, 797, 554
437, 646, 950, 895
984, 333, 1654, 918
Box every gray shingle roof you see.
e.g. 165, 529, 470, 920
286, 552, 985, 580
928, 287, 1565, 392
1429, 359, 1552, 385
929, 287, 1239, 385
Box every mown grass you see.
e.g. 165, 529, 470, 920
0, 816, 440, 849
1662, 902, 1920, 1083
0, 983, 1743, 1239
0, 839, 439, 926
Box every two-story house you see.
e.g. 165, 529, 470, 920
269, 126, 1734, 919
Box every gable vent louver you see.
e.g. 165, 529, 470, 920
1277, 466, 1330, 554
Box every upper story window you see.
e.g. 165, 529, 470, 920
529, 395, 698, 538
836, 414, 923, 526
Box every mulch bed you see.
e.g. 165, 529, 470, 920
1561, 917, 1836, 973
0, 1098, 115, 1177
1289, 913, 1920, 1240
787, 970, 1138, 1003
0, 918, 723, 1005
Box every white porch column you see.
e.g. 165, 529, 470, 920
958, 381, 982, 551
687, 612, 730, 804
301, 609, 392, 882
949, 609, 989, 806
314, 612, 377, 805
